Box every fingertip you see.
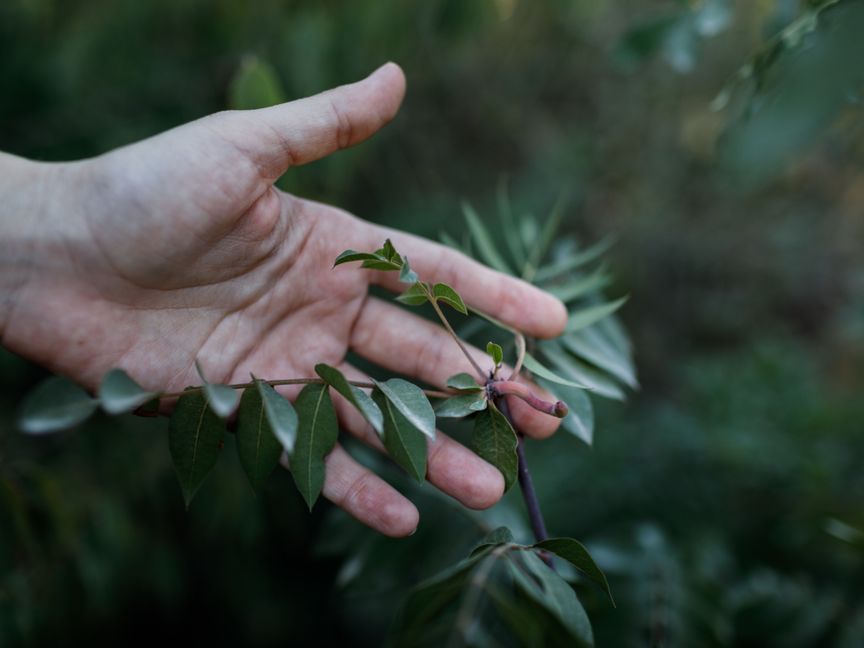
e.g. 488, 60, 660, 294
383, 499, 420, 538
466, 464, 505, 510
367, 61, 406, 121
532, 292, 568, 339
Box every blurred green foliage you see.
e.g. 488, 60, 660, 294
2, 0, 864, 645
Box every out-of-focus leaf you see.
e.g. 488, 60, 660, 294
98, 368, 158, 415
462, 202, 513, 274
169, 390, 226, 507
447, 372, 484, 392
396, 282, 430, 306
470, 526, 515, 557
315, 363, 383, 434
399, 257, 419, 284
235, 385, 283, 494
497, 178, 526, 267
523, 353, 588, 389
373, 389, 427, 481
18, 376, 98, 434
373, 378, 436, 440
291, 383, 338, 510
524, 190, 569, 280
487, 341, 504, 366
533, 538, 614, 605
202, 382, 241, 418
229, 55, 286, 110
435, 393, 488, 418
565, 297, 628, 333
536, 377, 594, 446
561, 327, 638, 388
432, 283, 468, 315
507, 551, 594, 647
439, 230, 462, 251
472, 403, 518, 491
256, 380, 299, 453
539, 342, 626, 400
534, 236, 616, 282
547, 270, 613, 303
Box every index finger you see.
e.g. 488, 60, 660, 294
361, 225, 568, 339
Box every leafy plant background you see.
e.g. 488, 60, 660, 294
2, 0, 864, 646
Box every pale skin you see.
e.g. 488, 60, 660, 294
0, 63, 568, 537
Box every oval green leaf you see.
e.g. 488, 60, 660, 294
532, 537, 615, 606
169, 390, 226, 507
315, 363, 383, 435
235, 385, 283, 494
256, 380, 299, 454
203, 382, 241, 418
373, 378, 436, 440
435, 393, 488, 418
396, 282, 430, 306
18, 376, 98, 434
291, 383, 339, 510
432, 283, 468, 315
98, 368, 158, 415
487, 341, 504, 366
471, 403, 518, 492
373, 389, 428, 482
446, 372, 484, 392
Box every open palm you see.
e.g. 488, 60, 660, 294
5, 63, 567, 536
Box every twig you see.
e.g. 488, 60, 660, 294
428, 296, 487, 380
161, 379, 451, 401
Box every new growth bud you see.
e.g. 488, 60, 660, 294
490, 380, 569, 419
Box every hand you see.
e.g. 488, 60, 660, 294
0, 63, 567, 536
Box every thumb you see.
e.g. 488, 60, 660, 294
224, 62, 406, 179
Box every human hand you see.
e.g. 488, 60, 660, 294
0, 63, 568, 536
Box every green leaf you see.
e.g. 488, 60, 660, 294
471, 403, 518, 492
533, 235, 616, 282
486, 341, 504, 366
315, 363, 383, 435
446, 372, 484, 392
381, 238, 398, 261
333, 250, 383, 266
373, 378, 436, 440
435, 393, 488, 418
432, 283, 468, 315
235, 385, 283, 494
98, 368, 158, 415
507, 551, 594, 646
228, 55, 286, 110
202, 383, 240, 418
524, 189, 570, 278
470, 526, 515, 557
360, 258, 402, 271
169, 391, 226, 507
523, 352, 588, 389
566, 297, 628, 333
372, 389, 428, 481
256, 380, 299, 453
536, 377, 594, 445
497, 177, 527, 267
399, 257, 419, 284
462, 202, 513, 274
395, 282, 430, 306
291, 383, 338, 509
547, 270, 612, 303
533, 537, 615, 605
561, 327, 638, 388
18, 376, 98, 434
539, 342, 626, 400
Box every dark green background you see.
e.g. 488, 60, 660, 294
2, 1, 864, 645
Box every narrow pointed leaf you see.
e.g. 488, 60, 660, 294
539, 342, 626, 400
396, 282, 430, 306
432, 283, 468, 315
373, 389, 427, 481
256, 381, 299, 453
497, 177, 527, 267
536, 377, 594, 445
99, 369, 158, 415
169, 391, 226, 507
439, 230, 463, 251
360, 258, 402, 271
534, 235, 616, 282
373, 378, 436, 440
203, 382, 241, 418
236, 386, 282, 493
566, 297, 628, 333
18, 376, 98, 434
462, 202, 513, 274
315, 363, 383, 434
525, 190, 569, 277
334, 250, 384, 266
446, 372, 484, 392
523, 352, 588, 389
486, 342, 504, 366
471, 403, 518, 491
533, 537, 615, 605
435, 393, 488, 418
399, 257, 419, 284
561, 327, 638, 388
470, 526, 515, 556
291, 383, 338, 509
507, 551, 594, 646
548, 271, 613, 303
